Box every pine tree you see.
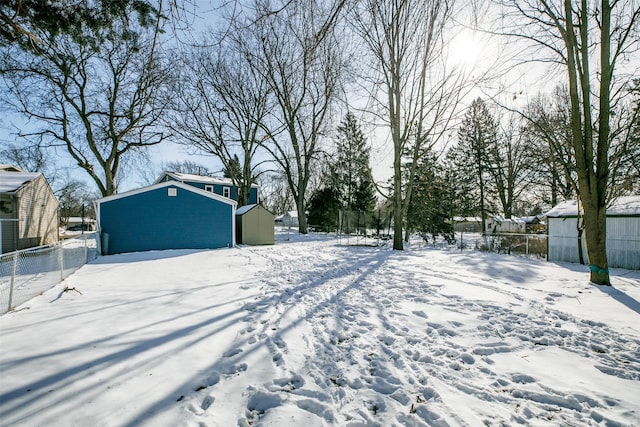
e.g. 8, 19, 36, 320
307, 186, 341, 231
454, 98, 499, 233
406, 152, 455, 243
334, 113, 376, 213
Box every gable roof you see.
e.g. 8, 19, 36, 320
0, 171, 42, 193
0, 165, 24, 172
236, 204, 257, 216
155, 171, 259, 188
236, 204, 273, 216
94, 180, 238, 207
545, 196, 640, 218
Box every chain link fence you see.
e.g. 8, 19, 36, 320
456, 232, 548, 259
0, 233, 97, 315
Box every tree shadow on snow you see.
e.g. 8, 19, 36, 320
119, 245, 393, 427
591, 283, 640, 315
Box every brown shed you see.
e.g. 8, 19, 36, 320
235, 204, 274, 245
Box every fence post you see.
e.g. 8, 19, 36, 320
7, 252, 18, 312
526, 235, 529, 257
59, 242, 64, 281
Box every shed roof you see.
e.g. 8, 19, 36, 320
0, 171, 41, 193
545, 196, 640, 218
236, 204, 256, 216
155, 171, 259, 188
95, 180, 238, 207
236, 204, 273, 216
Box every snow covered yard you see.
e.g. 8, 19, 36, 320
1, 234, 639, 426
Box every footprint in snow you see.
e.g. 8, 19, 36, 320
222, 348, 243, 358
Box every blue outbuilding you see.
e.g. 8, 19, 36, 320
94, 181, 236, 255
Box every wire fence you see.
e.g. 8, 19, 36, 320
0, 233, 98, 315
457, 232, 548, 259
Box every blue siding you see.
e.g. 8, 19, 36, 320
99, 185, 233, 254
174, 178, 258, 205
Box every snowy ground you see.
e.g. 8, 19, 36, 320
1, 233, 639, 426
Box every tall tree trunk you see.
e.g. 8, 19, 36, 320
563, 0, 611, 285
393, 128, 404, 250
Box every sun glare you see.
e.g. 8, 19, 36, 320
449, 30, 483, 68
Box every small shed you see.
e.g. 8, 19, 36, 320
545, 196, 640, 270
95, 181, 236, 255
236, 204, 274, 245
0, 169, 59, 254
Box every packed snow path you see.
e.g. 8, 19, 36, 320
1, 235, 639, 426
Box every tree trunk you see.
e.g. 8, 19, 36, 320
581, 195, 610, 285
393, 141, 404, 250
562, 0, 611, 285
297, 192, 308, 234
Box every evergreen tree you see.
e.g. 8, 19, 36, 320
334, 113, 376, 213
406, 152, 455, 243
454, 98, 499, 233
443, 147, 478, 219
307, 186, 341, 231
223, 155, 242, 180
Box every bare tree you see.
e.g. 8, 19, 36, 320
166, 31, 270, 206
486, 114, 534, 218
259, 172, 295, 215
499, 0, 640, 285
350, 0, 465, 250
239, 0, 346, 233
1, 2, 171, 196
523, 86, 578, 207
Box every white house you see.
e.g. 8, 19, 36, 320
485, 216, 526, 234
545, 196, 640, 270
275, 211, 299, 227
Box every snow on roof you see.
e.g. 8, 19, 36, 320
489, 216, 525, 223
157, 171, 259, 188
65, 217, 96, 223
545, 196, 640, 217
236, 204, 257, 215
520, 216, 541, 224
0, 171, 41, 193
452, 216, 481, 222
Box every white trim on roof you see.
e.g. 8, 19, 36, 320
155, 171, 259, 188
94, 181, 238, 207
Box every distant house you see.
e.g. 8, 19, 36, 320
485, 216, 526, 234
0, 167, 59, 254
63, 217, 96, 231
236, 204, 274, 245
275, 211, 299, 227
155, 171, 259, 206
452, 216, 482, 232
545, 196, 640, 270
520, 215, 546, 234
94, 181, 236, 255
